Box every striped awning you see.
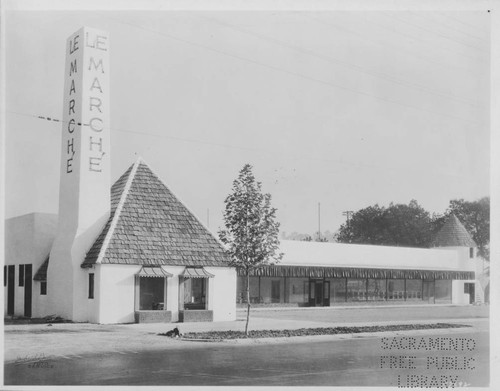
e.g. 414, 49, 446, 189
136, 267, 173, 278
181, 267, 215, 278
237, 265, 474, 281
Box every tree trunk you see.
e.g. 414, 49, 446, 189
245, 272, 251, 335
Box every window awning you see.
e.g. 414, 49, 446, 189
136, 267, 173, 278
181, 267, 215, 278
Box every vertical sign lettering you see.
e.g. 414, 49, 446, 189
85, 31, 108, 173
65, 33, 80, 173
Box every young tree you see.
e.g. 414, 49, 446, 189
219, 164, 283, 335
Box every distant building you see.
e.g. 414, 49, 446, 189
236, 215, 482, 308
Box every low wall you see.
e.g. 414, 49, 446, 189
179, 310, 213, 322
135, 311, 172, 323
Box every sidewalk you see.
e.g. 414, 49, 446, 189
4, 315, 488, 364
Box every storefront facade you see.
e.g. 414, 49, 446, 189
237, 235, 480, 308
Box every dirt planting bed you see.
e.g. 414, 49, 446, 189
179, 323, 470, 340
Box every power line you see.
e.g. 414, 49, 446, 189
5, 109, 268, 153
107, 17, 484, 126
359, 12, 487, 63
306, 13, 479, 75
381, 11, 489, 55
193, 13, 481, 109
407, 11, 489, 44
436, 12, 491, 37
6, 108, 481, 185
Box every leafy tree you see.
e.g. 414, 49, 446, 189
335, 200, 433, 248
312, 231, 330, 242
282, 230, 335, 242
335, 198, 490, 259
219, 164, 283, 335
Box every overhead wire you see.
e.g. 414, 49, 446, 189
107, 16, 484, 126
5, 108, 477, 181
407, 11, 489, 44
356, 12, 487, 64
381, 11, 489, 55
192, 13, 482, 108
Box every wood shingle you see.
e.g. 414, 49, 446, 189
431, 214, 476, 248
82, 159, 230, 268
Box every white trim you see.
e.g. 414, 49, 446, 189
95, 158, 142, 264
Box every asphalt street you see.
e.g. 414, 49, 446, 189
5, 328, 489, 386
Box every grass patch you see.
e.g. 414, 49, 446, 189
180, 323, 470, 340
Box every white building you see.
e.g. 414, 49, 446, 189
4, 158, 237, 324
3, 27, 236, 324
4, 26, 484, 324
236, 215, 483, 308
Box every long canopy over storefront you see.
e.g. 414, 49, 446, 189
237, 265, 474, 280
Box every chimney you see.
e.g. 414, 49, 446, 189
48, 27, 110, 320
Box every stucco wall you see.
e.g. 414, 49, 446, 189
166, 266, 184, 322
279, 240, 475, 272
452, 280, 471, 305
31, 281, 50, 318
205, 267, 237, 321
98, 264, 140, 324
95, 265, 235, 324
4, 213, 57, 317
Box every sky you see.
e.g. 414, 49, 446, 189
3, 2, 492, 237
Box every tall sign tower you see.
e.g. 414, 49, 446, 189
48, 27, 110, 320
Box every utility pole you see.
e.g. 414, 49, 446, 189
342, 210, 353, 228
318, 202, 321, 241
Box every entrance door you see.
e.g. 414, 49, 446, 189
314, 281, 323, 306
465, 283, 475, 304
309, 280, 328, 306
323, 281, 330, 306
271, 280, 280, 303
7, 265, 15, 315
24, 264, 32, 317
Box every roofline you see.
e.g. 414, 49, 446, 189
278, 239, 459, 253
140, 159, 229, 252
94, 158, 141, 265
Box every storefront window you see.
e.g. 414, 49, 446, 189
236, 276, 260, 303
387, 279, 405, 300
347, 278, 367, 301
435, 280, 452, 304
139, 277, 165, 310
184, 278, 207, 310
367, 279, 386, 301
405, 279, 422, 300
331, 278, 347, 302
286, 278, 308, 305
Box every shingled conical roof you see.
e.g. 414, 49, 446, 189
431, 214, 476, 248
82, 159, 230, 267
